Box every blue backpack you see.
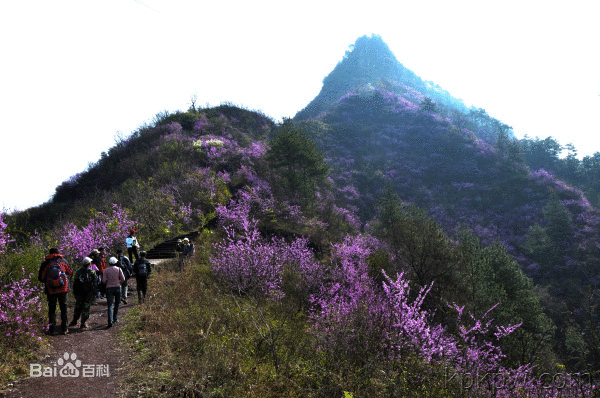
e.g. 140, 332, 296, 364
46, 259, 66, 289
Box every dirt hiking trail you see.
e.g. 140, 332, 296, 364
2, 260, 167, 398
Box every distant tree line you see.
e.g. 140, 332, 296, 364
517, 136, 600, 206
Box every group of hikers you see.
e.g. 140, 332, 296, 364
37, 229, 153, 335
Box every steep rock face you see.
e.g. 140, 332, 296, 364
295, 35, 600, 285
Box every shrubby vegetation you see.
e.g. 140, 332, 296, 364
0, 214, 46, 384
119, 195, 593, 396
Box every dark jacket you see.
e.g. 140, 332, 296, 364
182, 243, 195, 257
117, 254, 133, 279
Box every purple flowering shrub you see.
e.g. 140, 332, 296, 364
217, 160, 351, 247
0, 267, 43, 342
309, 236, 398, 366
215, 193, 255, 232
306, 234, 595, 396
210, 217, 321, 300
216, 170, 284, 231
308, 235, 455, 371
211, 222, 284, 298
56, 204, 136, 262
114, 169, 226, 244
0, 214, 9, 256
211, 187, 329, 305
0, 216, 45, 384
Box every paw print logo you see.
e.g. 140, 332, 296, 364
57, 352, 81, 378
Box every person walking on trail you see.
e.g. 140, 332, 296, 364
69, 257, 98, 330
97, 247, 107, 277
133, 251, 152, 304
102, 257, 125, 328
38, 248, 73, 335
116, 249, 132, 304
126, 229, 140, 263
98, 247, 108, 298
89, 249, 104, 299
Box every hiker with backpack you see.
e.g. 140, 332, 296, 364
126, 229, 140, 263
102, 257, 125, 328
38, 248, 73, 335
69, 257, 98, 330
116, 249, 132, 304
133, 251, 152, 304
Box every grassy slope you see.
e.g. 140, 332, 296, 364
119, 234, 458, 398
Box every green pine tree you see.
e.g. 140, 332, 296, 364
265, 119, 329, 210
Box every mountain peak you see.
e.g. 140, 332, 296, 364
323, 34, 401, 87
295, 34, 438, 120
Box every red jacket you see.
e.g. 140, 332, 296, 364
98, 254, 107, 274
40, 253, 73, 295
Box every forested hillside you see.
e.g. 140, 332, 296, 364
1, 35, 598, 397
294, 34, 600, 376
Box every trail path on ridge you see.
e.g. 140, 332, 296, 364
2, 260, 167, 398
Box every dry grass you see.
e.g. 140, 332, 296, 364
117, 237, 461, 398
118, 222, 348, 397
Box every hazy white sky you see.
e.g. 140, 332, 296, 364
1, 0, 599, 212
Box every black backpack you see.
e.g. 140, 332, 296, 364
74, 268, 97, 295
137, 261, 148, 277
45, 259, 66, 289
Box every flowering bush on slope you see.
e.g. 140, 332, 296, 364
304, 235, 595, 397
0, 215, 7, 256
309, 235, 452, 364
211, 220, 283, 298
56, 204, 136, 262
0, 215, 44, 385
0, 267, 42, 342
210, 217, 320, 299
1, 216, 42, 343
